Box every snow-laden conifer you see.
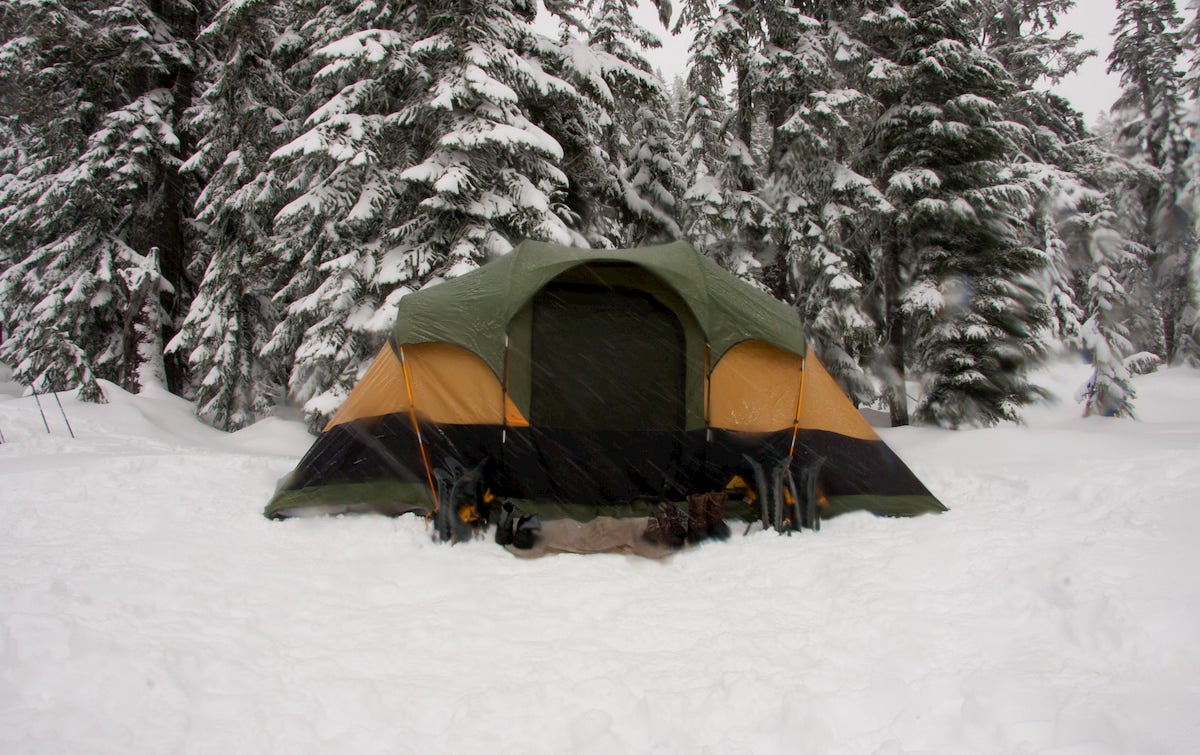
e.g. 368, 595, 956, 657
1109, 0, 1197, 364
676, 24, 732, 253
1176, 0, 1200, 364
1042, 213, 1085, 346
253, 0, 428, 427
622, 102, 686, 245
597, 0, 685, 245
674, 0, 773, 283
553, 0, 682, 246
1057, 185, 1138, 416
861, 0, 1050, 427
759, 5, 888, 404
980, 1, 1104, 356
262, 0, 585, 426
170, 0, 298, 430
0, 0, 207, 400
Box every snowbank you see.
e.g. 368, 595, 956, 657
1, 364, 1197, 753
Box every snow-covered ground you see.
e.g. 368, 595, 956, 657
1, 361, 1198, 754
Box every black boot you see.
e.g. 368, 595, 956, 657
512, 514, 541, 550
495, 501, 516, 546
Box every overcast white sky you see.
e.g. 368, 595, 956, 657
629, 1, 1124, 126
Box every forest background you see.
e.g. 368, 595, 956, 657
1, 0, 1198, 433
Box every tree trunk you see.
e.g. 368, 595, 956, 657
736, 62, 753, 178
157, 2, 200, 396
882, 237, 909, 426
120, 252, 159, 394
156, 150, 190, 396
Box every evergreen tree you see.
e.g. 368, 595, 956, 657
861, 0, 1050, 427
622, 102, 686, 244
712, 1, 773, 282
760, 3, 888, 404
984, 1, 1090, 98
1101, 107, 1174, 360
1177, 0, 1200, 364
169, 0, 300, 429
1108, 0, 1197, 364
980, 0, 1102, 355
1058, 185, 1139, 416
1078, 257, 1138, 416
261, 0, 585, 425
676, 19, 733, 253
257, 0, 427, 425
0, 0, 209, 399
569, 0, 682, 245
1042, 209, 1085, 346
676, 0, 773, 281
522, 26, 611, 244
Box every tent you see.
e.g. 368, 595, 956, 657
265, 240, 944, 552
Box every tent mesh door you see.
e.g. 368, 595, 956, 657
530, 283, 685, 431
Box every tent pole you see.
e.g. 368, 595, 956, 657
502, 333, 510, 447
399, 346, 440, 512
786, 348, 809, 459
703, 342, 711, 439
499, 333, 512, 500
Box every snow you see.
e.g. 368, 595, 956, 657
2, 362, 1199, 753
440, 119, 564, 161
316, 29, 407, 67
558, 36, 615, 106
887, 168, 941, 194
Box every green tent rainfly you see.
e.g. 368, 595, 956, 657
266, 240, 945, 555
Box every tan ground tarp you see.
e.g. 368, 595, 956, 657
504, 516, 680, 559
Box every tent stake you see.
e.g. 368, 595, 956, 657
52, 391, 75, 438
31, 386, 51, 434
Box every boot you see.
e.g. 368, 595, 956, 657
495, 501, 515, 546
705, 492, 731, 540
686, 493, 708, 543
644, 513, 662, 543
512, 514, 541, 550
652, 502, 687, 548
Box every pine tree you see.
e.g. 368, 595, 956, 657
713, 1, 773, 283
565, 0, 683, 246
622, 102, 686, 244
759, 3, 888, 404
255, 0, 429, 426
1108, 0, 1197, 364
676, 0, 773, 281
1059, 185, 1139, 416
260, 0, 584, 426
606, 2, 685, 246
0, 0, 209, 400
861, 0, 1050, 427
1102, 107, 1173, 361
1176, 0, 1200, 364
1078, 258, 1138, 416
676, 20, 733, 253
169, 0, 300, 430
1042, 211, 1085, 346
521, 24, 611, 244
980, 0, 1104, 355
